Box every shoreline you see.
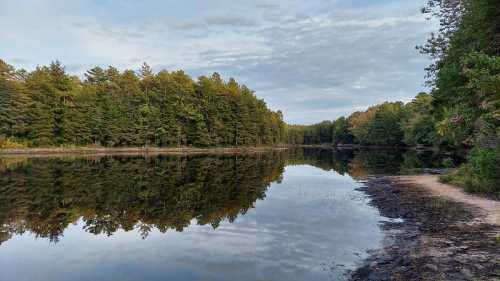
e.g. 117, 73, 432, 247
0, 143, 447, 155
397, 175, 499, 225
0, 144, 411, 158
0, 146, 289, 157
351, 174, 500, 281
292, 144, 441, 151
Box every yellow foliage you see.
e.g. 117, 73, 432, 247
348, 107, 377, 141
0, 137, 27, 149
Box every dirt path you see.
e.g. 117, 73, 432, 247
396, 175, 499, 226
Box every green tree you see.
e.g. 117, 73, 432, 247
0, 59, 286, 148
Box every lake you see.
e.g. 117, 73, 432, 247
0, 148, 451, 281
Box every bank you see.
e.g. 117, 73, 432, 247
351, 175, 500, 281
0, 146, 290, 157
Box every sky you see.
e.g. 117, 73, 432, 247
0, 0, 436, 124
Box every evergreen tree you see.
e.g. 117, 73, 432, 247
0, 60, 286, 148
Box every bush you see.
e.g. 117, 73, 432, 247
441, 146, 500, 196
441, 157, 455, 168
466, 147, 500, 193
0, 136, 27, 149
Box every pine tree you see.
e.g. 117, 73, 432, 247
0, 59, 286, 148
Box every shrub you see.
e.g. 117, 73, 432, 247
441, 146, 500, 196
0, 136, 27, 149
441, 157, 455, 168
466, 146, 500, 193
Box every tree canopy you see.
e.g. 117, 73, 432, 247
285, 0, 499, 195
0, 61, 285, 147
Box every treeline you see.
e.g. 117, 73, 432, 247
286, 96, 431, 147
426, 0, 499, 195
0, 61, 285, 147
288, 0, 500, 195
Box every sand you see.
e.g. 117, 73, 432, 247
396, 175, 500, 226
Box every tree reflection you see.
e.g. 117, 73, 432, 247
286, 148, 458, 180
0, 148, 455, 244
0, 153, 285, 243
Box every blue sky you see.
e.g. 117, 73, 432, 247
0, 0, 436, 124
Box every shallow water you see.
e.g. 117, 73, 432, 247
0, 149, 449, 281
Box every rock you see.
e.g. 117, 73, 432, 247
473, 263, 484, 270
423, 263, 438, 271
460, 268, 473, 278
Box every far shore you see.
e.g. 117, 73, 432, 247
295, 143, 439, 151
0, 144, 418, 157
0, 146, 290, 157
0, 144, 446, 158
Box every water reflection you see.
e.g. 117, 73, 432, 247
287, 147, 458, 178
0, 149, 453, 244
0, 153, 286, 243
0, 148, 453, 281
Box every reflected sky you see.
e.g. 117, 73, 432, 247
0, 160, 385, 281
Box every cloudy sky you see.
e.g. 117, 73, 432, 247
0, 0, 436, 124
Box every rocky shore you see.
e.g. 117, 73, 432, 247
351, 176, 500, 281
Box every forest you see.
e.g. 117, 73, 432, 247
0, 61, 285, 147
0, 0, 498, 195
287, 0, 499, 195
286, 94, 435, 147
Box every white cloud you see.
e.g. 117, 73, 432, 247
0, 0, 435, 124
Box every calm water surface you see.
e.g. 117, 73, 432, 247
0, 149, 450, 281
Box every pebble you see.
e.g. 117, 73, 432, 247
423, 263, 439, 271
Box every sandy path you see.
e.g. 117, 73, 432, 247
396, 175, 499, 226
